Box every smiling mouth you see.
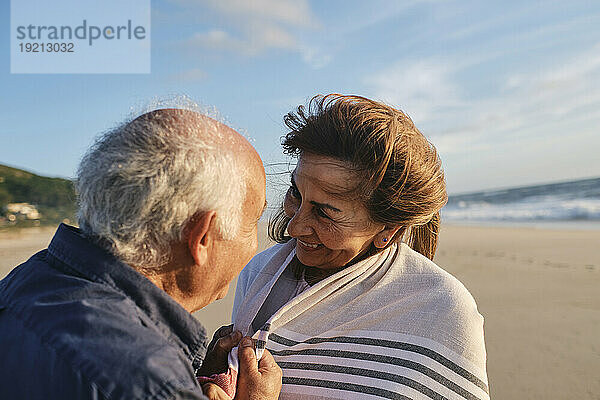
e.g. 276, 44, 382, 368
298, 239, 321, 249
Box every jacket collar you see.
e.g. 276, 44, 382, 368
47, 224, 208, 369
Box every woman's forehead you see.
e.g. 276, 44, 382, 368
295, 154, 359, 194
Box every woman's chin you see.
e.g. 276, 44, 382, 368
295, 246, 325, 267
295, 248, 316, 265
296, 248, 345, 270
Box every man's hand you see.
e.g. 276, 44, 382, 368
234, 337, 282, 400
197, 324, 241, 377
201, 383, 232, 400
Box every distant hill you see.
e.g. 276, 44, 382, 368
0, 164, 76, 227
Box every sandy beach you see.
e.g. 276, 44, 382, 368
435, 225, 600, 400
0, 227, 56, 278
1, 224, 598, 400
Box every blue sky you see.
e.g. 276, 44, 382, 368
1, 0, 599, 199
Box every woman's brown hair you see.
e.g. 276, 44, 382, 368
269, 94, 447, 261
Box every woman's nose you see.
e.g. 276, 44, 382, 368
287, 205, 313, 237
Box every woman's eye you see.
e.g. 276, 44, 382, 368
315, 208, 331, 220
287, 183, 333, 221
289, 185, 301, 199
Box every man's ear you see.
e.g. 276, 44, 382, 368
374, 225, 403, 249
187, 211, 217, 267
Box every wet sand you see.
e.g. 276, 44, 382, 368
1, 224, 599, 399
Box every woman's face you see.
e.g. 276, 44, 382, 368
284, 153, 386, 270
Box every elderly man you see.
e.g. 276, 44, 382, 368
0, 109, 281, 399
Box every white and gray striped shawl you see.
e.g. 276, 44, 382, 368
232, 240, 489, 400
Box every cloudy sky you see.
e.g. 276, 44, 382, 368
1, 0, 599, 199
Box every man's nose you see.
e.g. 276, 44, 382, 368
287, 205, 313, 237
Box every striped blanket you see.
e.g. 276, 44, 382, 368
232, 240, 490, 400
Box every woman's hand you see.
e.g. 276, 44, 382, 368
197, 324, 242, 377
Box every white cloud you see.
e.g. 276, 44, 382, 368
186, 23, 297, 56
364, 59, 464, 126
369, 42, 600, 145
365, 42, 600, 192
188, 30, 243, 51
200, 0, 317, 28
172, 0, 325, 66
246, 20, 297, 52
169, 68, 208, 82
300, 46, 332, 70
538, 44, 600, 87
445, 2, 543, 42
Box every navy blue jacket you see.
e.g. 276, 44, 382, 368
0, 224, 209, 399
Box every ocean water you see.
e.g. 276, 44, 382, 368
442, 177, 600, 229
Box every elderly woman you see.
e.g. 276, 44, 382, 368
231, 95, 489, 400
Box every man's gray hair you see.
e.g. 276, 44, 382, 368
76, 108, 245, 270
